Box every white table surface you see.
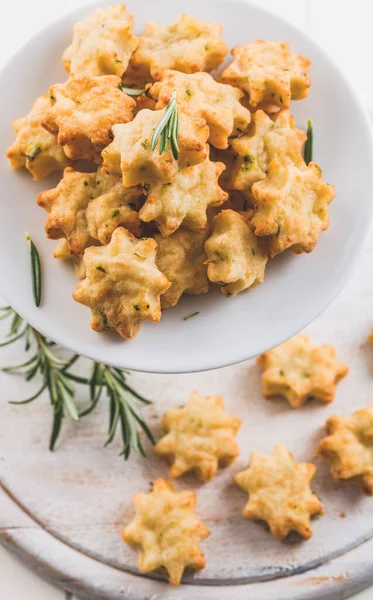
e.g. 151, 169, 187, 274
1, 0, 373, 598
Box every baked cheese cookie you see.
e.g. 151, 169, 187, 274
229, 109, 306, 193
234, 444, 323, 540
317, 406, 373, 495
129, 14, 228, 81
251, 160, 335, 257
205, 209, 268, 297
155, 229, 209, 308
257, 334, 348, 408
154, 392, 241, 481
123, 478, 210, 586
73, 227, 170, 339
37, 167, 142, 255
139, 157, 228, 235
6, 95, 70, 180
102, 108, 209, 185
148, 70, 251, 149
42, 76, 136, 163
62, 3, 138, 78
222, 40, 311, 111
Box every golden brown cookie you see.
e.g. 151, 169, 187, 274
129, 14, 228, 81
148, 70, 251, 149
139, 157, 228, 235
234, 444, 323, 540
42, 76, 136, 163
155, 229, 209, 308
6, 95, 70, 180
317, 406, 373, 495
222, 40, 311, 111
62, 3, 138, 77
257, 334, 348, 408
251, 159, 335, 257
205, 209, 268, 297
73, 227, 170, 339
37, 167, 142, 255
123, 478, 210, 586
102, 108, 209, 185
154, 391, 241, 481
229, 110, 306, 194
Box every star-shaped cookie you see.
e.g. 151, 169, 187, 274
222, 40, 311, 111
234, 444, 323, 540
73, 227, 170, 339
257, 334, 348, 408
154, 391, 241, 481
122, 478, 210, 586
251, 159, 335, 257
317, 405, 373, 495
42, 76, 136, 163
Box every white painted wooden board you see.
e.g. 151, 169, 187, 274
2, 0, 373, 598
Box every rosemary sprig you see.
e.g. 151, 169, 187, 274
151, 90, 179, 159
71, 363, 155, 458
0, 307, 154, 457
25, 233, 41, 307
304, 118, 313, 165
118, 83, 145, 97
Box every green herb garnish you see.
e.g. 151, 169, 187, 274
118, 83, 145, 97
0, 306, 154, 457
96, 266, 106, 273
25, 144, 42, 162
151, 90, 179, 159
112, 209, 120, 218
183, 311, 199, 321
25, 233, 41, 307
304, 118, 313, 165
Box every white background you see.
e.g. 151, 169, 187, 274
0, 0, 373, 598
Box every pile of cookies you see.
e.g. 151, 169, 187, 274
6, 3, 335, 340
121, 334, 373, 586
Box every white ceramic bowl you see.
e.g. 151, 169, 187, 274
0, 0, 372, 374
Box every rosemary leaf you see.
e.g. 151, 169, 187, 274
0, 307, 154, 457
25, 232, 42, 307
183, 311, 200, 321
304, 119, 313, 166
150, 90, 178, 155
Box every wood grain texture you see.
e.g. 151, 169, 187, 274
2, 228, 373, 598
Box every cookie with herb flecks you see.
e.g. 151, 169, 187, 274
251, 159, 335, 257
139, 156, 227, 236
129, 14, 228, 81
101, 107, 209, 186
205, 209, 268, 297
154, 391, 241, 480
235, 444, 323, 540
37, 167, 142, 256
123, 479, 210, 586
155, 229, 209, 308
6, 95, 70, 180
62, 3, 138, 78
229, 109, 306, 195
222, 40, 311, 111
147, 70, 251, 149
317, 405, 373, 495
42, 76, 136, 163
73, 227, 170, 339
257, 334, 348, 408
